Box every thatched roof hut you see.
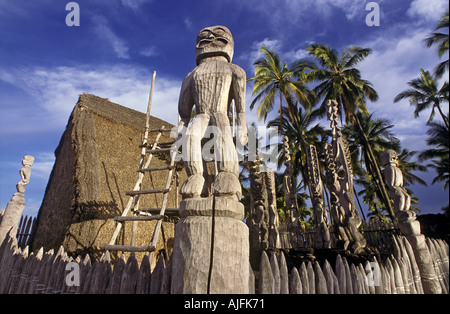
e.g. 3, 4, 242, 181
32, 93, 184, 262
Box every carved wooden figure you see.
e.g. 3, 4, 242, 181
282, 136, 299, 227
381, 150, 411, 216
325, 100, 366, 253
324, 143, 351, 248
306, 145, 331, 248
171, 26, 250, 294
265, 169, 280, 248
381, 149, 442, 294
177, 25, 248, 199
248, 157, 269, 251
0, 156, 34, 245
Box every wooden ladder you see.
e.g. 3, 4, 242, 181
101, 71, 179, 263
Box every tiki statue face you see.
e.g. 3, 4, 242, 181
22, 155, 34, 167
195, 25, 234, 65
381, 149, 398, 166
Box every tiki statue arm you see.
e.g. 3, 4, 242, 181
230, 64, 248, 146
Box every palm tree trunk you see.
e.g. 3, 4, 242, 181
323, 181, 332, 220
435, 103, 449, 129
354, 115, 395, 222
279, 92, 283, 125
353, 185, 366, 221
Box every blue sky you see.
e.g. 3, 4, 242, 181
0, 0, 448, 218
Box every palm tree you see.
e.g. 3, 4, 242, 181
344, 112, 401, 218
306, 44, 377, 123
268, 106, 329, 182
356, 174, 389, 223
425, 11, 449, 78
267, 105, 329, 225
248, 45, 315, 123
273, 172, 312, 225
306, 43, 396, 220
396, 149, 428, 187
394, 69, 449, 128
418, 118, 449, 191
429, 155, 449, 191
418, 119, 449, 162
356, 148, 426, 221
344, 112, 400, 169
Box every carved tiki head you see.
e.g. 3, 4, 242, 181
22, 155, 34, 167
195, 25, 234, 65
381, 149, 398, 166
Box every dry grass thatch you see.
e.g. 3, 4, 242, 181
32, 93, 186, 263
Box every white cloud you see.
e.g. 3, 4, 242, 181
284, 47, 310, 61
184, 17, 193, 30
240, 38, 282, 69
231, 0, 378, 31
254, 38, 282, 51
0, 64, 182, 133
241, 38, 312, 75
121, 0, 153, 11
93, 15, 130, 59
357, 27, 444, 152
407, 0, 448, 23
332, 0, 365, 20
31, 152, 55, 181
139, 46, 158, 57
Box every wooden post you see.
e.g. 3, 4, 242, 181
288, 267, 302, 294
258, 251, 274, 294
143, 71, 157, 146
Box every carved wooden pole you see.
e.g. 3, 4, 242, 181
247, 156, 269, 269
306, 145, 331, 248
265, 169, 280, 249
326, 100, 366, 253
171, 26, 250, 293
381, 150, 441, 294
0, 156, 34, 245
282, 136, 299, 227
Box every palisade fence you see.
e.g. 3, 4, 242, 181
259, 235, 448, 294
0, 229, 448, 294
0, 212, 37, 249
16, 215, 37, 249
279, 220, 400, 253
0, 214, 449, 294
0, 232, 171, 294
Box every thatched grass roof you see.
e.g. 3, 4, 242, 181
32, 93, 184, 263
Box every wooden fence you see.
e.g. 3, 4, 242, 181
259, 235, 449, 294
279, 220, 399, 253
258, 236, 449, 294
0, 229, 448, 294
16, 215, 37, 249
0, 232, 172, 294
0, 212, 37, 249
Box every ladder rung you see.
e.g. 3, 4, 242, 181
146, 147, 173, 154
126, 188, 170, 196
139, 140, 176, 148
101, 245, 156, 253
114, 215, 164, 222
138, 166, 174, 172
140, 208, 179, 215
159, 140, 176, 146
150, 128, 173, 133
